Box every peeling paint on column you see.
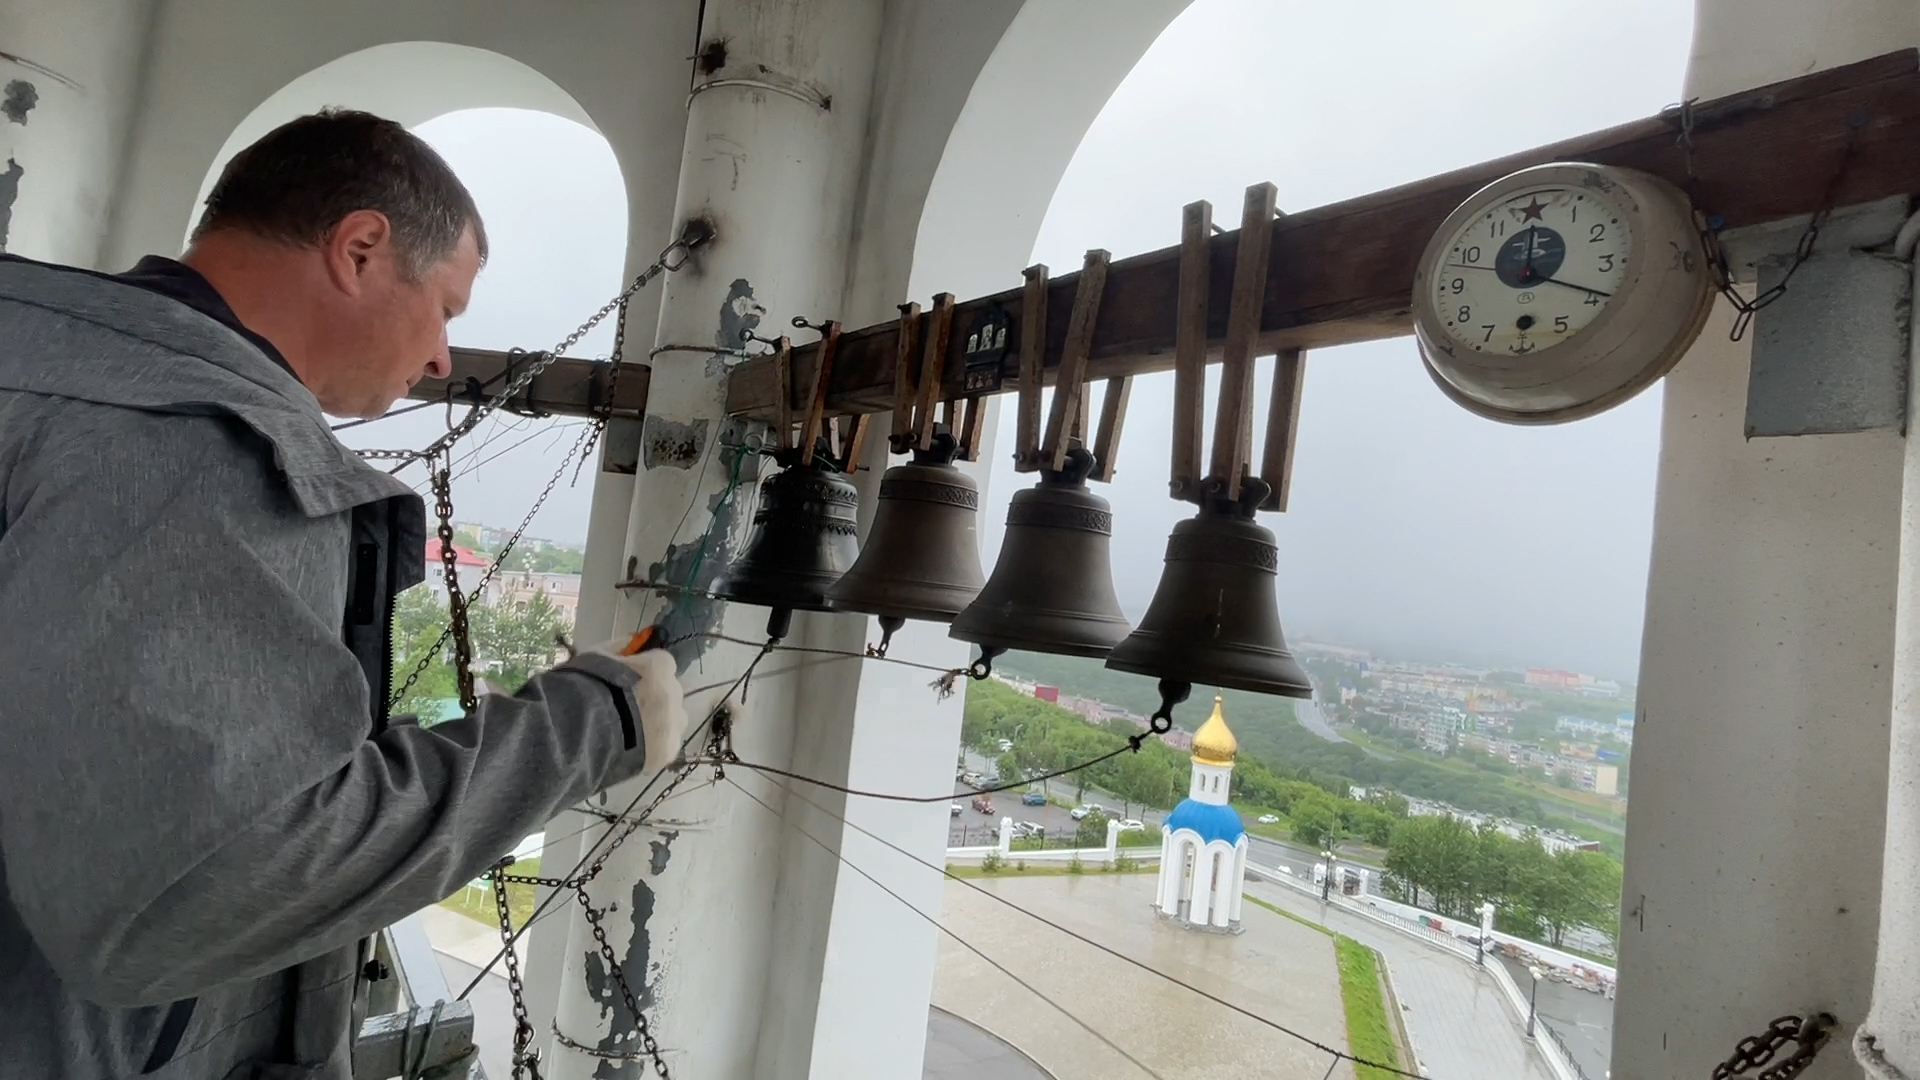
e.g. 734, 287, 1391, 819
2, 80, 37, 125
0, 157, 23, 254
642, 416, 708, 470
581, 879, 658, 1079
651, 479, 746, 669
648, 831, 678, 876
715, 278, 765, 363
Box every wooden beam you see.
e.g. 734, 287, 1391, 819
726, 49, 1920, 419
411, 347, 651, 421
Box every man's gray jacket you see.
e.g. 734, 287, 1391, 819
0, 256, 658, 1079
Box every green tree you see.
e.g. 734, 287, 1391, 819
1291, 797, 1340, 850
391, 585, 458, 722
470, 590, 568, 691
1074, 810, 1111, 848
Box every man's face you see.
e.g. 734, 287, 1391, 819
319, 222, 479, 419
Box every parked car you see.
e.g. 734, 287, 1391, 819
971, 794, 995, 815
951, 802, 963, 817
1069, 805, 1091, 820
1118, 819, 1145, 832
1257, 814, 1280, 825
1021, 791, 1046, 806
996, 739, 1013, 752
961, 771, 982, 786
1012, 821, 1045, 839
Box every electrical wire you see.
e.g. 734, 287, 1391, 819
725, 776, 1168, 1080
763, 771, 1427, 1080
705, 744, 1137, 805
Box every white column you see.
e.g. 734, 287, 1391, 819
1228, 841, 1247, 924
1211, 849, 1231, 929
547, 1, 886, 1077
999, 816, 1014, 856
1189, 848, 1215, 928
1613, 308, 1901, 1067
1861, 233, 1920, 1075
0, 0, 152, 267
1612, 6, 1920, 1073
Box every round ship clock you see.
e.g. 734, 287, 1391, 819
1411, 162, 1716, 424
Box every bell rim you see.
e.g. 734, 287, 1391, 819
1104, 637, 1314, 700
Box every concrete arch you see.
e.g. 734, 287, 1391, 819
185, 42, 606, 243
98, 1, 695, 279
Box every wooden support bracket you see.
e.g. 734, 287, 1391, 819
1091, 376, 1133, 483
889, 301, 922, 453
1259, 348, 1307, 511
1171, 200, 1212, 501
915, 294, 956, 451
1014, 265, 1049, 472
1208, 183, 1278, 502
797, 322, 840, 466
1042, 250, 1111, 472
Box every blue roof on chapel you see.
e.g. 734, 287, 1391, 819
1164, 798, 1246, 846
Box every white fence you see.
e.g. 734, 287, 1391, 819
946, 816, 1161, 865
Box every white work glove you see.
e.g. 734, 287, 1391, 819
587, 636, 689, 776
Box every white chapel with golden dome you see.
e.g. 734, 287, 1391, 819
1155, 695, 1251, 931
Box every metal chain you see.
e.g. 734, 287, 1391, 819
1712, 1014, 1835, 1080
1676, 97, 1862, 342
573, 297, 631, 485
358, 222, 711, 466
482, 718, 733, 1079
430, 452, 478, 712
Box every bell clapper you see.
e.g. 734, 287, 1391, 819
765, 606, 794, 643
867, 615, 907, 658
1149, 679, 1192, 734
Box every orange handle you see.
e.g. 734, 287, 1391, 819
618, 626, 658, 656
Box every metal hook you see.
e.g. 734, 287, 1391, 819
790, 314, 833, 335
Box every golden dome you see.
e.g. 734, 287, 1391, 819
1191, 695, 1238, 766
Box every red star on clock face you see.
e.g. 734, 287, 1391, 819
1518, 197, 1548, 221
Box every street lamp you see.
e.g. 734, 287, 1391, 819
1477, 901, 1495, 968
1526, 965, 1544, 1038
1320, 849, 1336, 901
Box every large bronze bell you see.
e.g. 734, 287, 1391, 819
1105, 477, 1312, 715
826, 431, 985, 654
950, 446, 1130, 669
713, 460, 861, 640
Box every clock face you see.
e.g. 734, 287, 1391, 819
1429, 185, 1633, 356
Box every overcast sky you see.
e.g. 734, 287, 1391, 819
340, 0, 1693, 681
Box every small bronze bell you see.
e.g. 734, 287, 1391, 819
713, 460, 861, 640
1105, 476, 1311, 719
826, 431, 985, 655
950, 446, 1130, 670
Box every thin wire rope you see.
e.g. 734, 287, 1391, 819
454, 420, 586, 484
724, 776, 1169, 1080
703, 743, 1134, 804
680, 631, 970, 679
331, 396, 439, 432
766, 771, 1426, 1079
454, 641, 775, 1002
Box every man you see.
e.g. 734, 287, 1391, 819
0, 109, 688, 1078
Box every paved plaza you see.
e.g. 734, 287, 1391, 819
930, 873, 1355, 1079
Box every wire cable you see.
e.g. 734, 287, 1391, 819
701, 743, 1138, 804
764, 769, 1426, 1079
725, 776, 1168, 1080
453, 641, 774, 1001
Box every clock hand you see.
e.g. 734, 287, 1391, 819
1540, 277, 1612, 299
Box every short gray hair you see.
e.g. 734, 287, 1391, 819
194, 107, 487, 280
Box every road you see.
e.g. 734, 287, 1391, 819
1497, 954, 1615, 1079
1295, 697, 1348, 743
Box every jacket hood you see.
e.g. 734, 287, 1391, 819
0, 256, 418, 520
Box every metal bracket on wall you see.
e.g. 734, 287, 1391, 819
1737, 196, 1914, 437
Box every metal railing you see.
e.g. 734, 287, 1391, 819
354, 915, 485, 1080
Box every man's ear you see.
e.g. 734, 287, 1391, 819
321, 209, 393, 296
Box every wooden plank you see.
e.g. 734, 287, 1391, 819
411, 347, 651, 421
843, 413, 870, 473
724, 49, 1920, 420
1209, 183, 1277, 498
915, 294, 955, 450
1259, 348, 1307, 511
889, 302, 921, 453
772, 337, 793, 448
1171, 201, 1211, 500
1015, 265, 1049, 472
1043, 250, 1110, 471
957, 396, 985, 463
1091, 376, 1133, 483
798, 323, 838, 466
